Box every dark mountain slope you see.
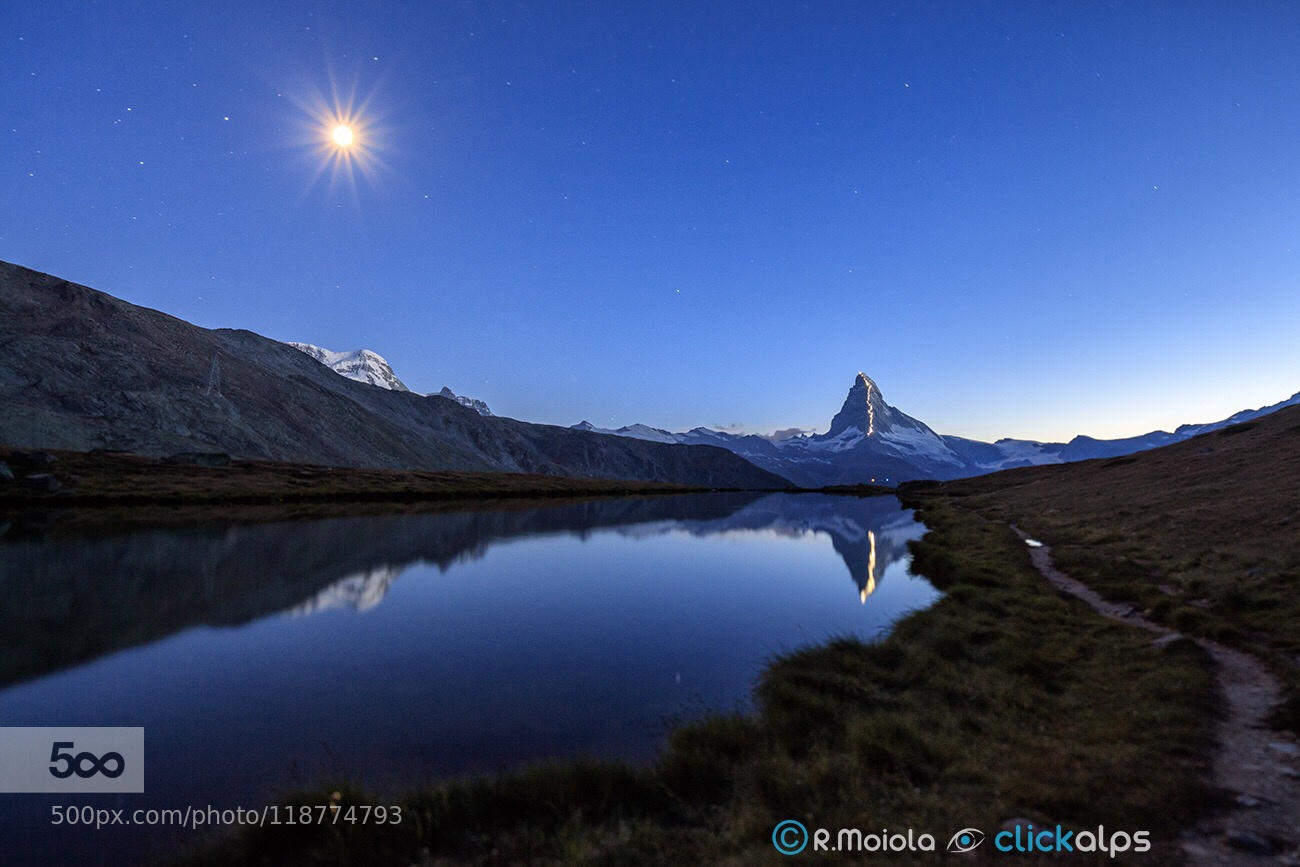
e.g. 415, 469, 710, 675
0, 262, 788, 489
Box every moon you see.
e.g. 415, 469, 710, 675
291, 82, 389, 197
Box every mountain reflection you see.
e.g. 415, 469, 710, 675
652, 493, 920, 604
288, 565, 402, 616
863, 530, 876, 603
0, 493, 921, 687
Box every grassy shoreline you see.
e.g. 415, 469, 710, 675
0, 447, 886, 535
0, 449, 913, 513
176, 492, 1221, 865
0, 448, 728, 509
922, 405, 1300, 735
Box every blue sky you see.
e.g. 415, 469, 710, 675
3, 1, 1297, 442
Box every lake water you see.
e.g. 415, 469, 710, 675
0, 492, 936, 863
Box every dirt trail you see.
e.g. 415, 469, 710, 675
1010, 526, 1300, 865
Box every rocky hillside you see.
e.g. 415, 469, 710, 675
0, 262, 788, 489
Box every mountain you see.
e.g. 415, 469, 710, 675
574, 373, 1300, 486
572, 421, 680, 444
940, 389, 1300, 471
288, 343, 411, 392
805, 373, 964, 472
0, 261, 788, 489
436, 386, 493, 417
289, 342, 494, 416
570, 373, 965, 486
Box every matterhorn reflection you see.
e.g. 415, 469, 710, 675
650, 493, 924, 604
862, 530, 876, 603
284, 492, 925, 615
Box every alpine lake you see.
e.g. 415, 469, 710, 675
0, 492, 938, 863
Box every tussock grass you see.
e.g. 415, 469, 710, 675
0, 447, 711, 510
928, 402, 1300, 733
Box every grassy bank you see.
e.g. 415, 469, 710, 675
178, 496, 1219, 865
0, 447, 715, 509
925, 403, 1300, 733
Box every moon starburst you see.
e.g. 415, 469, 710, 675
286, 75, 392, 201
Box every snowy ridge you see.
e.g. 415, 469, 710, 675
985, 439, 1064, 469
876, 425, 964, 463
567, 373, 1300, 487
1173, 391, 1300, 438
570, 372, 966, 485
291, 341, 494, 415
572, 421, 682, 444
436, 387, 494, 417
290, 343, 411, 392
805, 426, 866, 453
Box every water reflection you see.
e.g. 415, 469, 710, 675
863, 530, 876, 603
0, 493, 922, 688
289, 565, 401, 615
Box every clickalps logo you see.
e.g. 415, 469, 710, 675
993, 823, 1152, 857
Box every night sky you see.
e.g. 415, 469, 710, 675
3, 1, 1298, 442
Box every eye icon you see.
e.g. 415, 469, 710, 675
947, 828, 985, 853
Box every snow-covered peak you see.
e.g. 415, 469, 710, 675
291, 341, 493, 415
1173, 390, 1300, 438
436, 386, 493, 416
616, 423, 680, 444
290, 342, 410, 392
569, 420, 680, 443
806, 425, 867, 453
809, 372, 964, 467
824, 372, 890, 438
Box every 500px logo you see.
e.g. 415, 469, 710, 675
0, 727, 144, 793
48, 741, 125, 779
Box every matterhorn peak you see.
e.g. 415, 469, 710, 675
825, 372, 890, 437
